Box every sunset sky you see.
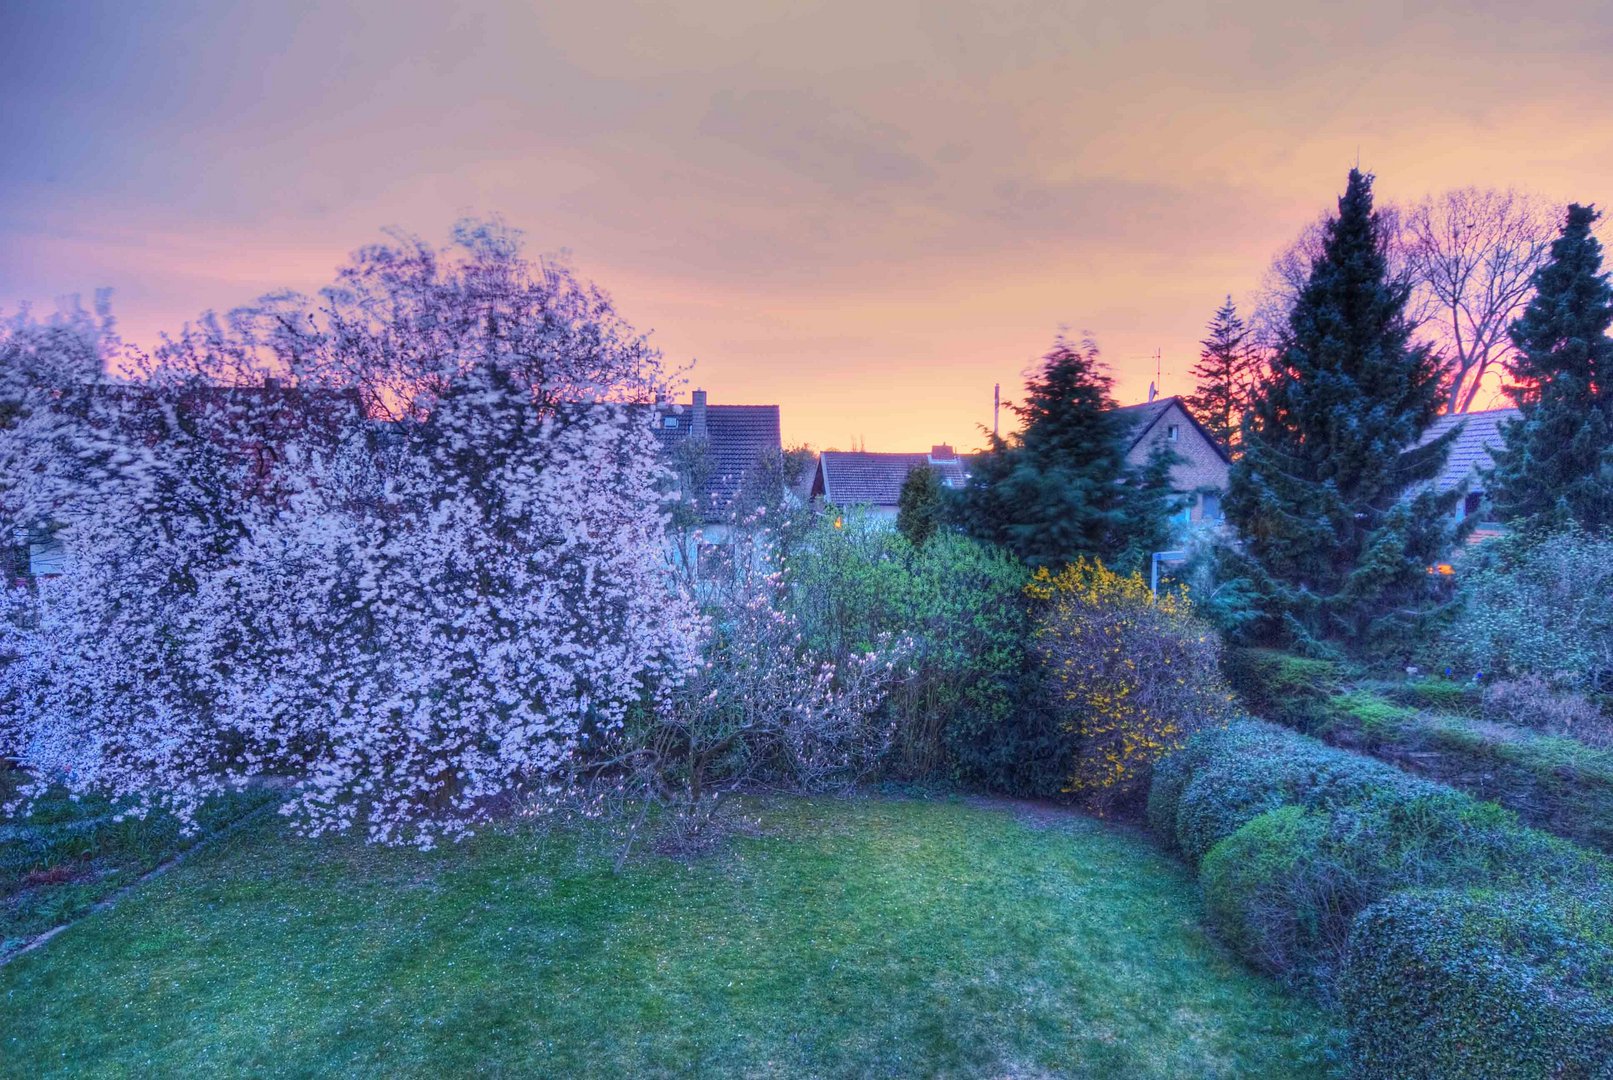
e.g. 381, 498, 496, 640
4, 1, 1612, 451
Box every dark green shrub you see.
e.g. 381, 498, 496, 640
1200, 788, 1605, 995
1166, 719, 1432, 865
1221, 648, 1347, 732
1446, 527, 1613, 696
1343, 886, 1613, 1078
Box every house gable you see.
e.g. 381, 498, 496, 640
1113, 397, 1231, 522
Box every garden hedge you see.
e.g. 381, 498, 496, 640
1147, 718, 1436, 866
1199, 787, 1604, 995
1149, 715, 1613, 1053
1342, 886, 1613, 1079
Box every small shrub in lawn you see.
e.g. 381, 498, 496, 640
1028, 559, 1234, 816
1199, 788, 1605, 995
1343, 886, 1613, 1079
1220, 648, 1347, 732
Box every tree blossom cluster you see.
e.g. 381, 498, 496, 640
598, 511, 904, 860
0, 224, 705, 847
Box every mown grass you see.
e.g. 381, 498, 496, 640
0, 796, 1332, 1077
0, 770, 275, 954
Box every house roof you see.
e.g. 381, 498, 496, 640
1419, 406, 1519, 492
1111, 396, 1231, 463
814, 451, 969, 508
650, 402, 782, 520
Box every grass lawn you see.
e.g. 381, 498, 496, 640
0, 796, 1332, 1077
0, 773, 275, 954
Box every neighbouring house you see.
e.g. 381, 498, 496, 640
650, 390, 783, 581
652, 389, 783, 529
1418, 406, 1520, 528
809, 444, 970, 519
1112, 396, 1231, 527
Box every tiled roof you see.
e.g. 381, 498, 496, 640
815, 451, 969, 508
1111, 398, 1175, 446
1419, 407, 1518, 492
649, 402, 782, 520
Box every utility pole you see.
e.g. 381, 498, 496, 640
992, 383, 1000, 439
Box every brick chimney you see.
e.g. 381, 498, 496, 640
691, 389, 708, 440
928, 443, 955, 462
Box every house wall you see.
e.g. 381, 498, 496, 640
1124, 401, 1230, 523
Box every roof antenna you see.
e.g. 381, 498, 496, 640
993, 382, 1000, 439
1148, 348, 1161, 402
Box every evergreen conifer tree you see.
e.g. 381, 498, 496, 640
1487, 203, 1613, 532
958, 335, 1179, 570
896, 464, 944, 548
1185, 296, 1260, 451
1221, 170, 1464, 652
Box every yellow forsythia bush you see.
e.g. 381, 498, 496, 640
1029, 559, 1234, 816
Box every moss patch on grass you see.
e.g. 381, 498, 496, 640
0, 796, 1331, 1077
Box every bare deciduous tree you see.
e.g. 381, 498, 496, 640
1403, 188, 1557, 413
1250, 187, 1558, 414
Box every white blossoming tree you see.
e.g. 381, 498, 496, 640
2, 222, 702, 846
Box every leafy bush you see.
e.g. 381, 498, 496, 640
1447, 527, 1613, 695
1029, 559, 1233, 815
1220, 648, 1347, 733
1200, 789, 1604, 995
1484, 674, 1613, 747
1156, 719, 1429, 865
1343, 886, 1613, 1078
782, 515, 1051, 792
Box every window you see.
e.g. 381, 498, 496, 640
663, 416, 679, 429
1464, 491, 1483, 519
1167, 424, 1180, 442
1200, 492, 1222, 521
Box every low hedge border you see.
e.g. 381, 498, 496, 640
1342, 886, 1613, 1079
1223, 647, 1613, 856
1149, 720, 1613, 1076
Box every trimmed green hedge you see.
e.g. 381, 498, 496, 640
1343, 886, 1613, 1079
1359, 712, 1613, 855
1149, 718, 1613, 1065
1375, 677, 1482, 716
1200, 788, 1603, 995
1224, 646, 1613, 856
1147, 719, 1435, 866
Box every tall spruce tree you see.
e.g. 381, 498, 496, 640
1221, 169, 1464, 652
1487, 204, 1613, 532
1186, 296, 1260, 451
958, 335, 1179, 570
